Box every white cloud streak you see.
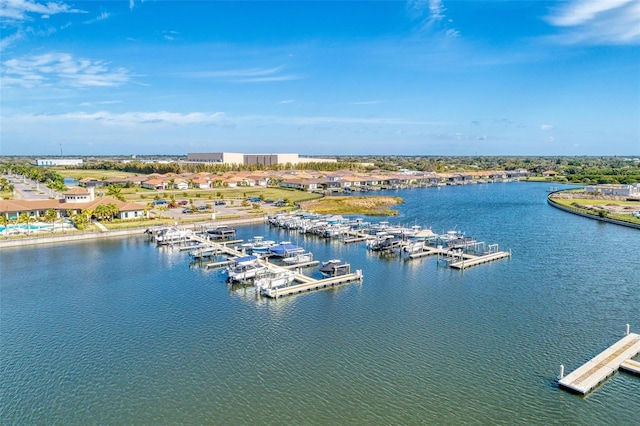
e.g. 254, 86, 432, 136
406, 0, 458, 38
3, 111, 226, 126
176, 66, 300, 83
546, 0, 640, 44
0, 0, 85, 21
1, 52, 131, 88
2, 111, 450, 128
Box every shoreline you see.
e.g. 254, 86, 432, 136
547, 193, 640, 230
0, 216, 268, 249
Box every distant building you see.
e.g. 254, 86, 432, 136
35, 158, 83, 167
186, 152, 336, 166
585, 184, 640, 197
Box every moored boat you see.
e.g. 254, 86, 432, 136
318, 259, 350, 277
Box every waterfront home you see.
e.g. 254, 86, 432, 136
191, 178, 211, 189
585, 184, 640, 197
0, 196, 148, 222
280, 178, 321, 191
142, 179, 167, 190
173, 179, 189, 190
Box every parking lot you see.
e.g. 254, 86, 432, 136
150, 199, 284, 220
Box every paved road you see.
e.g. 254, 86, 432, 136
3, 174, 59, 200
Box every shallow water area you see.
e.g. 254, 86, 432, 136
1, 182, 639, 424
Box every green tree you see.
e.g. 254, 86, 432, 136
44, 208, 57, 226
107, 185, 125, 202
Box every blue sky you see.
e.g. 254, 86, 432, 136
1, 0, 639, 156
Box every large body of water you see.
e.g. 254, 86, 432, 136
2, 182, 639, 424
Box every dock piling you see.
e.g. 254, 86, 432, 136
627, 323, 630, 336
559, 364, 564, 380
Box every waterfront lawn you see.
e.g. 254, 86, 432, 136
55, 169, 141, 179
551, 196, 640, 225
125, 187, 322, 204
299, 196, 404, 216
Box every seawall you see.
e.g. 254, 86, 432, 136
0, 216, 268, 249
547, 193, 640, 230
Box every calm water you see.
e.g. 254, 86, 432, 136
2, 182, 639, 425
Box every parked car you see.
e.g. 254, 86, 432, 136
198, 205, 207, 211
178, 200, 188, 205
182, 208, 193, 214
153, 200, 167, 205
214, 201, 226, 206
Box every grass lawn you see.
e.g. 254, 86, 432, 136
123, 187, 322, 204
551, 197, 640, 208
54, 169, 141, 179
299, 196, 404, 216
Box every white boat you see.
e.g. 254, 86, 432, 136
254, 270, 296, 291
318, 259, 350, 276
238, 236, 276, 255
225, 255, 268, 282
283, 252, 313, 264
268, 241, 304, 257
154, 227, 190, 243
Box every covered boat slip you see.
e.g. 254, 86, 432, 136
186, 233, 363, 295
559, 331, 640, 395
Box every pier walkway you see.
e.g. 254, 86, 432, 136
407, 246, 511, 269
186, 233, 363, 297
262, 270, 363, 299
559, 331, 640, 395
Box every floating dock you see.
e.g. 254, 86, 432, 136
186, 233, 363, 298
620, 359, 640, 376
262, 270, 363, 299
449, 250, 511, 269
559, 331, 640, 395
407, 246, 511, 269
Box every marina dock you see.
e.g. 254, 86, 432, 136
407, 246, 511, 269
262, 270, 363, 299
559, 330, 640, 395
185, 233, 363, 297
449, 250, 511, 269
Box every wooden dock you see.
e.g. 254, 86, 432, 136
620, 359, 640, 376
343, 236, 371, 244
408, 247, 448, 259
262, 270, 363, 299
282, 260, 320, 269
449, 251, 511, 269
407, 246, 511, 269
559, 332, 640, 395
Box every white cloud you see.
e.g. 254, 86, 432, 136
176, 66, 300, 83
349, 100, 382, 105
3, 111, 449, 128
278, 100, 294, 104
540, 124, 554, 131
83, 11, 110, 25
1, 52, 131, 88
546, 0, 640, 44
78, 100, 123, 107
406, 0, 458, 37
0, 0, 85, 21
5, 111, 226, 126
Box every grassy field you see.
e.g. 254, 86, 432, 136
298, 196, 404, 216
550, 194, 640, 225
54, 169, 140, 179
551, 197, 640, 208
122, 187, 323, 204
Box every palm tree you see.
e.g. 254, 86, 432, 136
0, 215, 8, 237
106, 185, 125, 202
44, 208, 57, 232
105, 203, 119, 221
94, 204, 108, 221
